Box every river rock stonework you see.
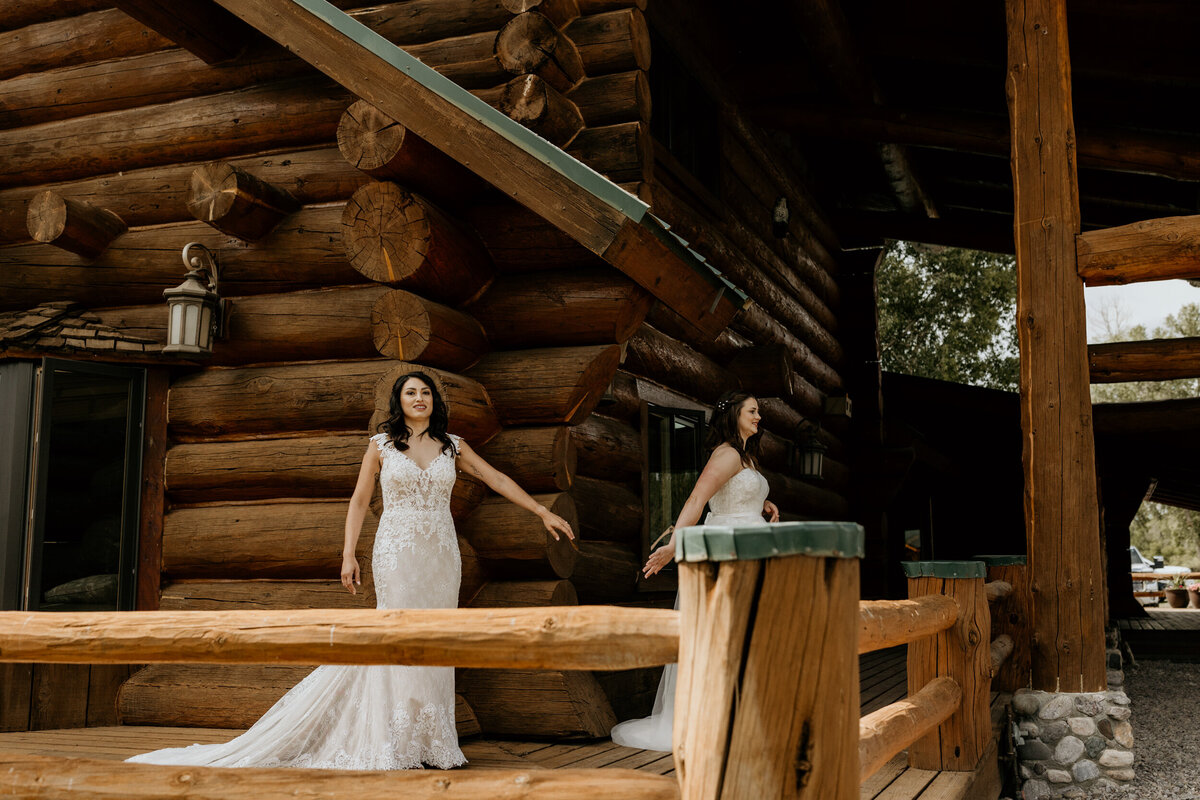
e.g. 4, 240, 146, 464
1012, 634, 1133, 798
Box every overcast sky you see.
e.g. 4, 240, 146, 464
1084, 279, 1200, 343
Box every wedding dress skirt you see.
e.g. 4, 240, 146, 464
610, 467, 771, 752
127, 433, 467, 770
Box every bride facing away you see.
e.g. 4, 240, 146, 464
610, 390, 778, 753
128, 371, 573, 770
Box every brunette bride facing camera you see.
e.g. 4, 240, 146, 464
610, 390, 778, 752
128, 371, 573, 770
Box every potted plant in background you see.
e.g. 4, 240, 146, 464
1165, 575, 1190, 608
1188, 581, 1200, 610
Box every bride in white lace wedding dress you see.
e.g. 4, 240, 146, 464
610, 391, 778, 753
128, 371, 574, 770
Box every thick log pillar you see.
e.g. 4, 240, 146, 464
186, 162, 301, 242
674, 522, 863, 800
495, 11, 584, 93
26, 191, 126, 259
371, 290, 489, 370
974, 555, 1032, 693
1006, 0, 1106, 692
904, 561, 991, 771
336, 100, 483, 204
341, 181, 495, 305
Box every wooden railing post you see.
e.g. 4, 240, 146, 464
904, 561, 991, 771
673, 521, 864, 800
975, 554, 1031, 692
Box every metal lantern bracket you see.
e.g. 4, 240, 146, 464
182, 242, 225, 340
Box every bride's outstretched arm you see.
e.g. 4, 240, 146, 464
341, 442, 381, 594
455, 439, 575, 542
643, 446, 744, 577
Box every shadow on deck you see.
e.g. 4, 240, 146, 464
0, 647, 1002, 800
1118, 607, 1200, 662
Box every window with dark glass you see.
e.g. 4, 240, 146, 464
0, 359, 145, 611
643, 404, 705, 578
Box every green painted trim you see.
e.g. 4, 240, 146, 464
674, 521, 864, 563
972, 555, 1027, 566
902, 561, 987, 579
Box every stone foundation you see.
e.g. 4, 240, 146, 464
1012, 631, 1133, 799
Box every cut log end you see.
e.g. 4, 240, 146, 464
337, 100, 415, 174
495, 11, 584, 93
26, 191, 127, 260
186, 162, 300, 242
371, 290, 489, 370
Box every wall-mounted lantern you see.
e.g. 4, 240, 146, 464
791, 419, 828, 481
163, 242, 223, 356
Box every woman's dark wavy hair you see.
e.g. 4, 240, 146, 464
705, 390, 761, 469
378, 372, 455, 454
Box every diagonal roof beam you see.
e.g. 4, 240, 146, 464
204, 0, 744, 338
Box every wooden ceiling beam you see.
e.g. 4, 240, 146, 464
832, 209, 1015, 255
112, 0, 256, 63
1089, 337, 1200, 383
1077, 215, 1200, 286
758, 104, 1200, 183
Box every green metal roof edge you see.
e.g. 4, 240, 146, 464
901, 561, 987, 579
674, 521, 864, 563
291, 0, 649, 222
642, 214, 749, 304
972, 554, 1027, 566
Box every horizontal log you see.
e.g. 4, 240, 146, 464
457, 668, 619, 737
502, 0, 579, 27
468, 344, 621, 425
471, 579, 578, 607
1078, 214, 1200, 286
985, 580, 1013, 604
371, 289, 489, 370
467, 267, 652, 348
731, 302, 839, 402
570, 541, 639, 603
478, 426, 576, 492
857, 596, 958, 654
623, 323, 738, 403
567, 70, 649, 126
0, 78, 352, 190
0, 753, 679, 798
991, 635, 1015, 676
26, 190, 126, 259
0, 607, 679, 669
477, 73, 585, 145
761, 467, 849, 520
187, 162, 301, 242
0, 0, 109, 32
161, 578, 377, 611
341, 181, 495, 305
0, 204, 362, 311
645, 301, 752, 364
459, 493, 580, 579
163, 500, 375, 579
571, 412, 641, 482
570, 475, 642, 544
858, 676, 962, 781
461, 202, 605, 273
565, 121, 651, 184
169, 359, 499, 444
495, 11, 584, 94
576, 0, 644, 11
565, 8, 650, 74
593, 369, 640, 422
1089, 336, 1200, 382
0, 8, 170, 83
0, 146, 365, 247
117, 663, 481, 735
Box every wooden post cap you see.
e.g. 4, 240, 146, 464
674, 520, 864, 563
901, 560, 986, 579
971, 554, 1027, 566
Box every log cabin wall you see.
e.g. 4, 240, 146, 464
0, 0, 856, 734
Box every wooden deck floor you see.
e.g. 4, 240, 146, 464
0, 647, 999, 799
1117, 608, 1200, 661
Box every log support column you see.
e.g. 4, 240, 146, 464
674, 521, 863, 800
1006, 0, 1107, 694
973, 555, 1031, 693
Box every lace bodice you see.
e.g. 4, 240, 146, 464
371, 432, 461, 575
706, 467, 770, 524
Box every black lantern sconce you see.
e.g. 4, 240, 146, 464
163, 242, 223, 356
791, 419, 828, 480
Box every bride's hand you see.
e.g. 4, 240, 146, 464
341, 555, 361, 594
643, 544, 674, 577
538, 507, 576, 545
764, 500, 779, 523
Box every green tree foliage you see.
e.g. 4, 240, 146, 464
877, 241, 1019, 390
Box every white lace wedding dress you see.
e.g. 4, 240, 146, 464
610, 466, 771, 752
127, 432, 467, 770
